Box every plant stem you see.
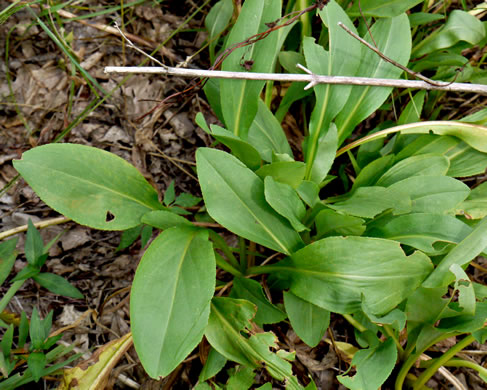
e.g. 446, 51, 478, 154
343, 314, 367, 333
412, 335, 476, 390
0, 280, 25, 314
214, 253, 244, 278
420, 357, 487, 378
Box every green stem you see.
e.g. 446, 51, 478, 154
0, 281, 25, 314
208, 230, 240, 269
420, 357, 487, 378
264, 80, 274, 108
395, 332, 459, 390
412, 335, 476, 390
214, 253, 244, 278
343, 314, 367, 333
383, 324, 405, 359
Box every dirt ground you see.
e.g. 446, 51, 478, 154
1, 1, 486, 389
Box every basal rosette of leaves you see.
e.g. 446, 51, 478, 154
11, 0, 487, 389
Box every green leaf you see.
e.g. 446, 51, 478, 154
424, 217, 487, 287
29, 308, 46, 350
276, 236, 432, 315
376, 154, 450, 187
205, 297, 302, 389
450, 264, 475, 316
413, 10, 485, 57
0, 238, 17, 285
458, 182, 487, 219
362, 307, 406, 332
141, 210, 192, 230
175, 193, 201, 208
315, 209, 365, 238
205, 0, 233, 62
447, 142, 487, 178
348, 0, 423, 17
231, 277, 286, 326
210, 124, 262, 170
197, 148, 303, 255
406, 287, 452, 328
248, 99, 293, 162
163, 181, 176, 206
398, 91, 426, 125
328, 187, 411, 219
388, 176, 469, 214
1, 324, 13, 357
27, 352, 46, 382
24, 220, 45, 266
226, 366, 255, 390
11, 263, 40, 282
256, 161, 306, 189
297, 181, 320, 207
199, 348, 227, 382
437, 301, 487, 333
116, 225, 142, 251
335, 15, 411, 143
130, 227, 215, 378
352, 155, 394, 190
337, 338, 397, 390
13, 144, 162, 230
18, 311, 29, 349
32, 273, 83, 299
283, 291, 330, 348
305, 124, 338, 184
368, 213, 472, 253
264, 177, 307, 232
304, 0, 361, 180
220, 0, 283, 138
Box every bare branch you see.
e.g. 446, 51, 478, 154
104, 65, 487, 96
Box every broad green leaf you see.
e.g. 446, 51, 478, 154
248, 99, 293, 162
408, 12, 445, 27
347, 0, 423, 17
459, 182, 487, 219
297, 180, 320, 207
424, 217, 487, 287
315, 209, 365, 238
0, 238, 17, 285
304, 0, 360, 180
437, 301, 487, 333
388, 176, 470, 214
337, 338, 397, 390
413, 10, 485, 57
141, 210, 191, 230
450, 264, 475, 316
256, 161, 306, 189
461, 107, 487, 126
264, 177, 307, 232
283, 291, 330, 348
205, 297, 302, 389
376, 154, 450, 187
205, 0, 233, 62
227, 366, 255, 390
362, 306, 406, 332
328, 187, 411, 218
276, 236, 432, 315
58, 333, 133, 390
130, 227, 215, 378
352, 155, 394, 190
203, 78, 224, 121
210, 124, 261, 170
197, 148, 303, 254
33, 273, 83, 299
231, 277, 286, 326
410, 51, 467, 73
13, 144, 162, 230
395, 134, 459, 161
368, 213, 472, 253
446, 142, 487, 178
28, 352, 46, 382
406, 287, 452, 327
199, 348, 227, 382
220, 0, 283, 138
335, 15, 411, 143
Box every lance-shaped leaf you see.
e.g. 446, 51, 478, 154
335, 14, 411, 144
388, 176, 469, 214
368, 214, 472, 253
337, 338, 397, 390
13, 144, 162, 230
221, 0, 289, 138
347, 0, 423, 17
205, 297, 302, 389
283, 291, 330, 348
275, 236, 432, 315
196, 148, 303, 255
423, 217, 487, 288
130, 227, 215, 378
303, 0, 360, 182
205, 0, 233, 62
458, 182, 487, 219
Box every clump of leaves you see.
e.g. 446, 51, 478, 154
10, 0, 487, 389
